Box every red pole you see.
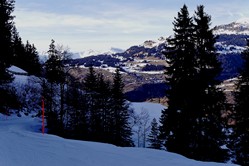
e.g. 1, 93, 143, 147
42, 97, 45, 135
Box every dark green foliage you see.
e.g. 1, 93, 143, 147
12, 32, 41, 76
230, 39, 249, 165
82, 67, 133, 146
0, 0, 19, 113
83, 66, 98, 92
192, 6, 228, 161
110, 68, 134, 147
160, 5, 197, 152
45, 39, 65, 84
160, 5, 228, 162
23, 41, 41, 76
83, 66, 100, 141
0, 86, 20, 113
56, 66, 134, 146
147, 118, 162, 149
0, 0, 15, 85
41, 78, 60, 134
94, 74, 113, 143
44, 40, 66, 135
84, 70, 106, 142
65, 79, 89, 140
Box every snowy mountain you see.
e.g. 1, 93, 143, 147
213, 18, 249, 35
72, 47, 125, 59
67, 25, 247, 102
0, 113, 237, 166
212, 19, 249, 79
68, 21, 248, 80
140, 37, 166, 48
59, 19, 249, 102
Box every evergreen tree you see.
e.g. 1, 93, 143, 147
24, 41, 41, 76
65, 78, 89, 140
83, 68, 114, 143
110, 67, 133, 147
95, 73, 112, 143
83, 66, 98, 92
0, 0, 19, 113
148, 118, 162, 149
83, 66, 100, 141
12, 27, 25, 66
45, 39, 64, 84
12, 38, 41, 76
190, 5, 228, 161
44, 39, 65, 135
160, 5, 228, 162
0, 0, 15, 85
230, 39, 249, 165
160, 4, 196, 156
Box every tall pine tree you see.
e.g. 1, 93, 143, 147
230, 39, 249, 165
23, 41, 41, 76
148, 118, 162, 149
160, 5, 228, 162
0, 0, 15, 85
83, 66, 100, 141
191, 5, 228, 162
0, 0, 19, 113
160, 4, 197, 156
111, 67, 133, 147
65, 78, 89, 140
44, 39, 65, 135
12, 37, 41, 76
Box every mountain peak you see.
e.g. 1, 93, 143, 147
213, 19, 249, 35
71, 47, 124, 59
235, 17, 249, 24
141, 37, 166, 48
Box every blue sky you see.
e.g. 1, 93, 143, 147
14, 0, 249, 52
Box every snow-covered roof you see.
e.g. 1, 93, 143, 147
7, 66, 28, 75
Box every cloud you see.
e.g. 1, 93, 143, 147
14, 7, 175, 33
11, 3, 187, 52
15, 0, 249, 52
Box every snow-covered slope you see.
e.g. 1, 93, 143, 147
0, 114, 236, 166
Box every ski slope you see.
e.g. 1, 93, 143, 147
0, 114, 236, 166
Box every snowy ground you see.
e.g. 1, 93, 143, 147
0, 114, 236, 166
130, 102, 166, 121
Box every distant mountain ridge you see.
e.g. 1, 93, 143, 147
213, 18, 249, 35
67, 19, 249, 102
72, 47, 125, 59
